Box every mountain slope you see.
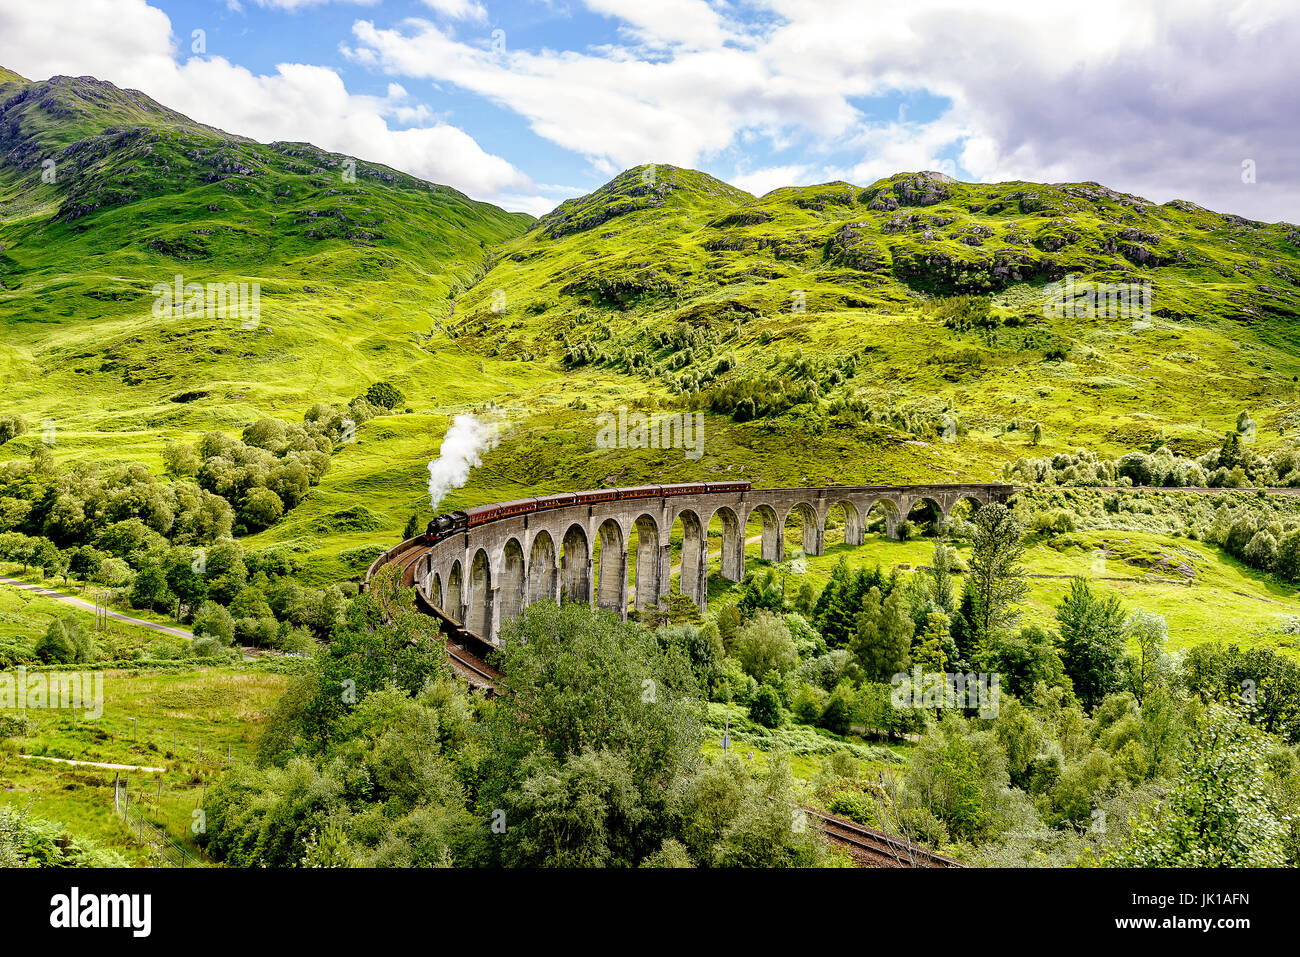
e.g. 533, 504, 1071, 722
0, 70, 535, 459
456, 164, 1300, 459
6, 69, 1300, 582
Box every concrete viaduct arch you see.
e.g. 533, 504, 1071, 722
383, 483, 1014, 646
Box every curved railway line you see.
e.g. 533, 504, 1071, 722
370, 529, 960, 866
803, 808, 964, 868
365, 480, 1300, 867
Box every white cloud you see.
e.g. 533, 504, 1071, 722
728, 164, 811, 196
0, 0, 545, 210
346, 0, 1300, 221
252, 0, 381, 12
3, 0, 1299, 220
583, 0, 735, 50
420, 0, 488, 21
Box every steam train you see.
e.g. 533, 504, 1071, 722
424, 481, 751, 544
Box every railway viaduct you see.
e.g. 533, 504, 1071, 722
377, 483, 1015, 645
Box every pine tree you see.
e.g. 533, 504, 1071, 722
852, 587, 914, 681
966, 503, 1028, 644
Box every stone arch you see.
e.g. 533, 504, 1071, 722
594, 518, 627, 617
630, 513, 663, 614
672, 509, 706, 609
560, 524, 591, 605
467, 549, 492, 637
747, 503, 782, 562
709, 505, 744, 582
499, 538, 526, 625
945, 494, 984, 532
903, 496, 944, 536
864, 498, 902, 539
782, 501, 822, 557
446, 560, 463, 622
824, 500, 862, 549
431, 571, 443, 608
528, 529, 558, 604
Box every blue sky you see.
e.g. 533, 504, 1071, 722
2, 0, 1297, 221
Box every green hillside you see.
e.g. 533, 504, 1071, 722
458, 164, 1300, 464
4, 71, 1300, 586
0, 71, 536, 461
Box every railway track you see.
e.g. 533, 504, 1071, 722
803, 808, 964, 868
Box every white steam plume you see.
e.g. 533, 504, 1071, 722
427, 413, 501, 511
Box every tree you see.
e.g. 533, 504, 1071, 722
981, 625, 1068, 700
1120, 610, 1170, 706
1056, 577, 1125, 710
966, 503, 1027, 644
265, 567, 447, 756
238, 487, 284, 531
165, 547, 209, 619
192, 600, 236, 645
927, 541, 956, 614
129, 562, 174, 613
852, 587, 914, 681
1182, 643, 1300, 743
503, 749, 642, 867
819, 681, 854, 734
30, 538, 66, 581
66, 546, 107, 587
364, 381, 405, 410
202, 541, 248, 605
748, 683, 782, 728
0, 415, 28, 446
1096, 707, 1289, 867
904, 716, 1011, 843
732, 610, 798, 679
480, 600, 704, 866
162, 441, 201, 478
736, 569, 787, 616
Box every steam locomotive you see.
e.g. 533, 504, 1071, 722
424, 481, 751, 544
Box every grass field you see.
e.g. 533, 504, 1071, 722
722, 525, 1300, 654
0, 666, 290, 860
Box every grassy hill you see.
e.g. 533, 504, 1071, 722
4, 70, 1300, 590
0, 70, 547, 559
457, 164, 1300, 466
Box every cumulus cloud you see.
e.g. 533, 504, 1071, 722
345, 0, 1300, 221
3, 0, 1297, 221
0, 0, 543, 209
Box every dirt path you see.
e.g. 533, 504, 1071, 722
20, 755, 167, 773
0, 576, 192, 639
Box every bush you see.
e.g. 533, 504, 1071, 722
791, 682, 827, 724
35, 617, 96, 664
819, 682, 855, 735
732, 610, 798, 679
0, 415, 27, 446
364, 381, 405, 410
192, 600, 236, 645
748, 684, 782, 728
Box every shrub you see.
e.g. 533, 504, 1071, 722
748, 684, 782, 728
819, 682, 855, 735
364, 381, 405, 410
